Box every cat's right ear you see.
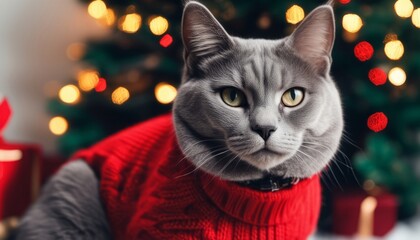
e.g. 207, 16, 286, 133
182, 1, 233, 70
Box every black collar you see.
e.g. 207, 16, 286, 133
236, 175, 300, 192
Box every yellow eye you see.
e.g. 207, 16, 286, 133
281, 88, 304, 107
221, 88, 246, 107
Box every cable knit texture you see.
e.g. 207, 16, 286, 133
72, 114, 321, 240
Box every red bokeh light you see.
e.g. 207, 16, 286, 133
354, 41, 374, 62
339, 0, 351, 4
95, 78, 107, 92
368, 68, 387, 86
367, 112, 388, 132
0, 97, 12, 132
160, 34, 173, 48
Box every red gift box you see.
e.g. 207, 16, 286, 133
0, 97, 42, 220
332, 191, 397, 237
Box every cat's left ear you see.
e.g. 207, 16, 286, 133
286, 5, 335, 76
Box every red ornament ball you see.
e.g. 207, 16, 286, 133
367, 112, 388, 132
354, 41, 374, 62
339, 0, 351, 4
160, 34, 173, 48
368, 68, 387, 86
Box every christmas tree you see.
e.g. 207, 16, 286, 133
48, 0, 420, 218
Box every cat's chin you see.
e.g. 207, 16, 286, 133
240, 149, 292, 171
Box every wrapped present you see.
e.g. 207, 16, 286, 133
0, 97, 42, 220
332, 190, 397, 237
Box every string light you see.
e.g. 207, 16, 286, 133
394, 0, 414, 18
78, 70, 99, 91
354, 41, 374, 62
95, 78, 107, 92
155, 82, 177, 104
88, 0, 107, 19
49, 116, 68, 136
384, 40, 404, 60
342, 14, 363, 33
149, 16, 169, 35
412, 8, 420, 28
99, 8, 116, 26
367, 112, 388, 132
58, 84, 81, 104
118, 13, 142, 33
66, 42, 86, 61
258, 13, 271, 29
388, 67, 406, 86
285, 5, 305, 24
160, 34, 173, 48
111, 87, 130, 105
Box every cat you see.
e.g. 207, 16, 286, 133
16, 1, 343, 239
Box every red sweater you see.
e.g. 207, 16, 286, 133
73, 114, 321, 240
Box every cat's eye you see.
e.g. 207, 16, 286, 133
221, 87, 246, 107
281, 88, 304, 107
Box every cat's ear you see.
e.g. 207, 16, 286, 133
286, 5, 335, 76
182, 1, 233, 67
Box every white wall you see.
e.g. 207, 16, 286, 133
0, 0, 108, 153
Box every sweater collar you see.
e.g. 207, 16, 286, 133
198, 171, 321, 226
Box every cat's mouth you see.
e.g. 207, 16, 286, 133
240, 147, 292, 170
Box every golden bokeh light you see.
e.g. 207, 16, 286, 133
111, 87, 130, 105
286, 5, 305, 25
49, 116, 68, 136
118, 13, 142, 33
342, 13, 363, 33
66, 42, 86, 61
155, 82, 177, 104
59, 84, 81, 104
78, 70, 99, 91
99, 8, 116, 26
412, 8, 420, 28
149, 16, 169, 35
388, 67, 406, 86
394, 0, 414, 18
88, 0, 107, 19
384, 40, 404, 60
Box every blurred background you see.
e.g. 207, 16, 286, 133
0, 0, 419, 239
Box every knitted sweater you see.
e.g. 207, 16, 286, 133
73, 114, 321, 240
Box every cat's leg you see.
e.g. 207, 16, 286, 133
14, 160, 110, 240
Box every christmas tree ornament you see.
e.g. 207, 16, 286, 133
368, 68, 387, 86
354, 41, 374, 61
367, 112, 388, 132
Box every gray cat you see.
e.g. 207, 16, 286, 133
16, 1, 342, 239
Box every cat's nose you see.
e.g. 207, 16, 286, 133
252, 125, 277, 141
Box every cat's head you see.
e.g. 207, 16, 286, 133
173, 1, 343, 181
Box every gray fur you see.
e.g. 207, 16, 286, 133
173, 1, 343, 181
15, 160, 110, 240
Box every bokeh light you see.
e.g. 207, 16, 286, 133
66, 42, 86, 61
384, 40, 404, 60
412, 8, 420, 28
118, 13, 142, 33
88, 0, 107, 19
354, 41, 374, 61
286, 5, 305, 24
49, 116, 68, 136
99, 8, 116, 26
95, 78, 107, 92
394, 0, 414, 18
78, 70, 100, 91
388, 67, 406, 86
368, 68, 387, 86
160, 34, 173, 47
342, 14, 363, 33
59, 84, 81, 104
149, 16, 169, 35
111, 87, 130, 105
367, 112, 388, 132
155, 82, 177, 104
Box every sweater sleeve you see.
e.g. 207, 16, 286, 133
14, 160, 111, 240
